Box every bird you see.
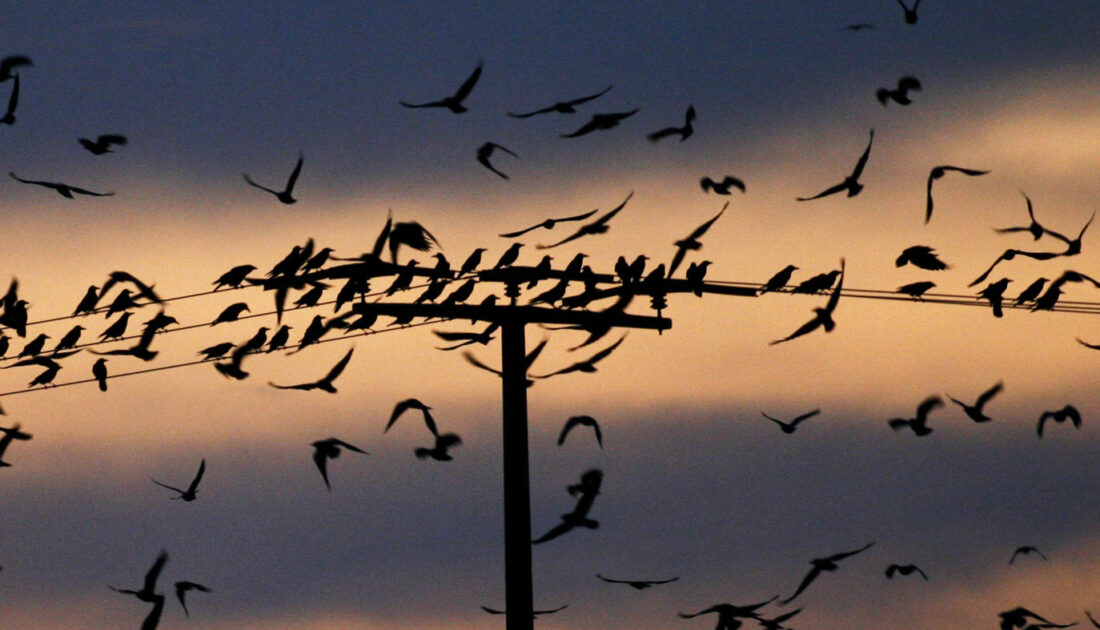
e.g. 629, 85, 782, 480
458, 248, 487, 275
268, 347, 354, 393
532, 469, 602, 544
761, 409, 820, 434
796, 129, 873, 201
292, 284, 325, 309
27, 358, 62, 388
100, 270, 162, 304
507, 85, 612, 117
999, 607, 1056, 630
9, 172, 114, 198
18, 333, 49, 358
647, 104, 695, 142
560, 109, 639, 138
0, 73, 19, 125
896, 245, 950, 270
685, 260, 712, 296
211, 302, 250, 326
481, 604, 568, 619
476, 142, 519, 179
596, 574, 679, 589
302, 247, 334, 273
109, 549, 168, 603
1009, 545, 1048, 564
0, 55, 32, 81
876, 76, 922, 105
1036, 405, 1081, 437
433, 322, 499, 350
174, 580, 211, 616
897, 0, 921, 24
242, 153, 303, 204
770, 258, 844, 345
0, 422, 33, 468
1085, 610, 1100, 628
668, 202, 727, 277
924, 165, 989, 223
99, 312, 132, 341
499, 209, 598, 238
885, 563, 928, 580
152, 459, 206, 501
843, 23, 874, 31
532, 335, 626, 379
414, 432, 462, 461
538, 191, 633, 249
995, 192, 1050, 241
557, 415, 603, 448
73, 285, 100, 316
400, 61, 482, 112
78, 133, 127, 155
386, 398, 439, 436
310, 438, 367, 491
388, 220, 440, 264
781, 542, 875, 604
679, 597, 780, 625
197, 342, 235, 361
759, 608, 804, 630
92, 358, 108, 391
897, 281, 937, 300
792, 270, 837, 293
888, 396, 943, 436
266, 325, 292, 353
700, 175, 746, 195
946, 381, 1003, 423
1014, 278, 1049, 306
760, 265, 799, 294
977, 278, 1013, 318
1044, 210, 1095, 257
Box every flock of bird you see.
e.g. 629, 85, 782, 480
1, 1, 1097, 627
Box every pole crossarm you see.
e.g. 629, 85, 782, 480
347, 301, 673, 331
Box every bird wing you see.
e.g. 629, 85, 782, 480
463, 351, 503, 377
143, 550, 169, 593
241, 173, 279, 195
925, 170, 936, 223
141, 595, 166, 630
557, 417, 579, 445
332, 438, 366, 453
968, 250, 1012, 287
686, 203, 728, 240
187, 459, 206, 493
592, 190, 633, 227
823, 259, 845, 314
312, 448, 331, 489
849, 129, 874, 179
267, 381, 317, 391
285, 153, 304, 192
151, 479, 186, 495
506, 104, 557, 118
567, 84, 613, 106
976, 382, 1004, 408
941, 165, 989, 177
781, 566, 822, 604
420, 408, 440, 437
560, 118, 599, 138
769, 316, 822, 345
827, 541, 875, 561
791, 409, 821, 425
796, 180, 848, 201
451, 62, 483, 102
596, 574, 627, 584
532, 520, 574, 544
914, 396, 943, 422
646, 126, 681, 142
322, 347, 354, 382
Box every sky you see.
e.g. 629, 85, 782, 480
1, 1, 1100, 628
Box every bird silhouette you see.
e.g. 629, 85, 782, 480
110, 549, 168, 603
924, 165, 989, 223
1085, 610, 1100, 628
414, 432, 462, 461
538, 191, 633, 249
999, 607, 1055, 630
27, 358, 62, 388
896, 245, 950, 270
760, 265, 799, 294
0, 73, 18, 125
242, 153, 303, 204
679, 597, 779, 625
876, 76, 921, 105
0, 422, 33, 468
669, 202, 727, 277
400, 61, 482, 112
1044, 211, 1094, 257
99, 312, 132, 341
1009, 545, 1048, 564
596, 574, 679, 589
533, 335, 626, 379
995, 192, 1051, 241
897, 0, 921, 24
897, 281, 936, 300
463, 338, 545, 386
9, 172, 114, 198
1013, 278, 1049, 306
685, 260, 712, 296
211, 265, 255, 292
174, 580, 211, 616
647, 104, 695, 142
476, 142, 519, 179
152, 458, 206, 501
458, 248, 487, 275
946, 381, 1003, 423
311, 438, 366, 491
700, 175, 746, 195
211, 302, 250, 326
761, 409, 820, 434
781, 542, 874, 604
557, 415, 603, 448
499, 209, 598, 238
388, 220, 440, 264
885, 563, 928, 580
759, 607, 803, 630
101, 270, 162, 304
18, 333, 49, 358
843, 23, 874, 31
770, 259, 844, 345
79, 133, 127, 154
386, 398, 440, 436
888, 396, 942, 436
0, 55, 32, 81
433, 322, 499, 350
1036, 405, 1081, 437
796, 129, 873, 201
508, 84, 612, 117
92, 358, 108, 391
532, 469, 602, 544
197, 342, 235, 361
977, 278, 1013, 318
269, 347, 354, 393
481, 604, 568, 618
560, 109, 639, 138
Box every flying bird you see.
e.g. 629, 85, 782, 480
310, 438, 367, 491
781, 542, 875, 604
388, 220, 440, 264
532, 469, 603, 544
9, 172, 114, 198
400, 61, 482, 112
679, 597, 780, 625
476, 141, 519, 179
79, 133, 128, 155
700, 175, 746, 195
999, 607, 1057, 630
995, 192, 1050, 241
0, 422, 33, 468
1044, 211, 1095, 257
152, 458, 206, 501
560, 109, 639, 138
109, 549, 168, 603
896, 245, 950, 270
770, 259, 845, 345
761, 409, 820, 434
888, 395, 943, 436
174, 580, 212, 616
897, 281, 936, 300
1009, 545, 1048, 564
386, 398, 439, 436
268, 347, 354, 393
796, 129, 873, 201
507, 84, 612, 117
885, 563, 928, 580
532, 335, 626, 379
537, 191, 633, 249
414, 432, 463, 461
924, 165, 989, 223
668, 202, 727, 277
876, 76, 922, 105
897, 0, 921, 24
946, 381, 1003, 423
596, 574, 679, 590
0, 73, 18, 125
647, 104, 695, 142
0, 55, 32, 81
557, 415, 603, 448
1036, 405, 1081, 437
242, 153, 303, 204
499, 209, 598, 238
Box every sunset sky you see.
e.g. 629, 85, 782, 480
2, 2, 1099, 629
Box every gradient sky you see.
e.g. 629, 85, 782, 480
2, 2, 1099, 629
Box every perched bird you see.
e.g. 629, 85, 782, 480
896, 245, 950, 270
781, 542, 875, 604
796, 129, 873, 201
760, 265, 799, 294
292, 284, 325, 308
0, 422, 33, 468
476, 142, 519, 179
1014, 278, 1049, 306
386, 398, 439, 436
668, 202, 727, 277
685, 260, 711, 296
79, 133, 128, 155
92, 358, 108, 392
73, 285, 100, 315
897, 281, 936, 300
440, 279, 476, 305
27, 358, 61, 387
885, 564, 928, 580
414, 432, 462, 461
18, 333, 49, 358
532, 335, 626, 379
1009, 545, 1048, 564
596, 574, 679, 589
770, 259, 845, 345
0, 73, 19, 125
174, 580, 211, 616
242, 153, 303, 204
924, 165, 989, 223
538, 191, 633, 249
499, 209, 598, 238
897, 0, 921, 24
507, 85, 612, 117
458, 248, 487, 275
400, 61, 482, 113
99, 312, 132, 341
310, 438, 367, 491
557, 415, 603, 448
109, 549, 168, 603
560, 109, 639, 138
152, 459, 206, 501
888, 396, 943, 436
302, 247, 334, 273
947, 381, 1003, 423
700, 175, 746, 195
977, 278, 1013, 318
9, 172, 114, 198
197, 342, 235, 361
211, 302, 250, 326
0, 55, 32, 81
761, 409, 820, 434
876, 76, 922, 105
532, 469, 603, 544
1036, 405, 1081, 437
492, 243, 525, 270
647, 104, 695, 142
269, 347, 354, 393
